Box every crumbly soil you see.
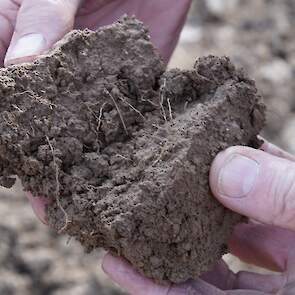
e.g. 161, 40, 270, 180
0, 16, 265, 283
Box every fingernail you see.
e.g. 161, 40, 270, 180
102, 254, 130, 276
218, 155, 259, 198
6, 33, 46, 65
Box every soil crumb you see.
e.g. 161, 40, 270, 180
0, 16, 265, 283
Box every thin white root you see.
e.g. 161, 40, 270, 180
105, 89, 129, 135
46, 136, 70, 234
118, 96, 145, 120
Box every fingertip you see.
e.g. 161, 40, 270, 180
102, 253, 122, 275
209, 146, 252, 201
26, 192, 49, 225
4, 33, 46, 67
5, 0, 81, 67
102, 253, 137, 285
210, 144, 295, 229
102, 253, 139, 294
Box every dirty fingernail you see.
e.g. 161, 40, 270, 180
6, 33, 46, 65
218, 155, 259, 198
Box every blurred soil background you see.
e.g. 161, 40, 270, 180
1, 0, 294, 294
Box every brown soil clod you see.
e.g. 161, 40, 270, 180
0, 16, 265, 283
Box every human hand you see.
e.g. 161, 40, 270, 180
29, 140, 295, 293
0, 0, 192, 67
100, 141, 295, 294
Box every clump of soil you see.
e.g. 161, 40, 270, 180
0, 16, 265, 283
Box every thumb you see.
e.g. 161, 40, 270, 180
210, 146, 295, 231
4, 0, 82, 67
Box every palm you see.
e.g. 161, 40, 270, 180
102, 223, 295, 294
76, 0, 191, 61
29, 190, 295, 295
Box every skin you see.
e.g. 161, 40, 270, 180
1, 1, 295, 294
28, 142, 295, 294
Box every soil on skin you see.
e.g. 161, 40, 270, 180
0, 16, 265, 283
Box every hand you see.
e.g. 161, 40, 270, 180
0, 0, 192, 67
29, 140, 295, 293
100, 141, 295, 294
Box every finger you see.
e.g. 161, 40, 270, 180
102, 254, 227, 295
102, 253, 285, 294
259, 137, 295, 162
5, 0, 82, 67
178, 278, 275, 295
0, 0, 19, 66
184, 274, 283, 295
201, 259, 285, 292
233, 271, 285, 293
229, 223, 295, 272
75, 0, 192, 63
226, 290, 273, 294
102, 253, 170, 295
210, 146, 295, 230
26, 192, 49, 225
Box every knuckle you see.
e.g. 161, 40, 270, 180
22, 0, 75, 27
270, 164, 295, 227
